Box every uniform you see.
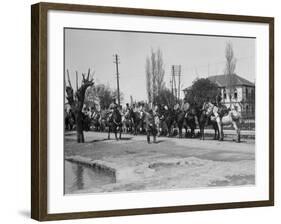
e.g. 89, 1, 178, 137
145, 110, 157, 143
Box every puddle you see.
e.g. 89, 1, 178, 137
64, 160, 116, 194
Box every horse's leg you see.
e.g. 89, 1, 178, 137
153, 126, 157, 143
216, 117, 223, 141
192, 127, 195, 138
147, 127, 151, 143
167, 125, 171, 137
214, 125, 217, 140
232, 121, 240, 143
185, 126, 188, 138
108, 126, 110, 140
190, 122, 195, 138
202, 120, 208, 140
212, 122, 217, 140
134, 123, 137, 135
119, 125, 122, 140
178, 124, 182, 138
213, 120, 219, 140
200, 126, 204, 140
114, 125, 118, 140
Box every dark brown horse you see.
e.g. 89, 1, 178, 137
107, 109, 122, 140
198, 109, 219, 140
126, 109, 145, 135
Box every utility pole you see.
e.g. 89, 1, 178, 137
178, 65, 181, 100
113, 54, 121, 106
172, 65, 177, 98
171, 65, 174, 97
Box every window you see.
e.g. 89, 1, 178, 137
245, 88, 248, 99
234, 88, 238, 99
223, 88, 226, 99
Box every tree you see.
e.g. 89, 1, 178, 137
156, 49, 165, 96
85, 84, 124, 110
145, 48, 165, 104
145, 57, 152, 103
184, 78, 218, 107
65, 69, 94, 143
224, 42, 237, 104
154, 88, 177, 108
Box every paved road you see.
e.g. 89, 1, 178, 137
65, 131, 255, 194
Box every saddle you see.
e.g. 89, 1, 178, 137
217, 105, 230, 118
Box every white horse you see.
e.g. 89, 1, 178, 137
203, 102, 241, 142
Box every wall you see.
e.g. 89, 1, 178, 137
0, 0, 280, 224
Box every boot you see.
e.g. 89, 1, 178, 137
147, 135, 150, 144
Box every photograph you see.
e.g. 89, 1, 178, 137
63, 28, 256, 194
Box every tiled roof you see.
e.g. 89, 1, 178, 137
207, 74, 255, 87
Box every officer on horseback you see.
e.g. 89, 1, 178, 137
109, 98, 118, 111
215, 89, 229, 117
108, 98, 118, 120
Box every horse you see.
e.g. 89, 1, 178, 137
202, 102, 241, 142
173, 109, 186, 138
184, 107, 198, 138
198, 108, 219, 140
65, 109, 75, 131
171, 106, 198, 138
126, 108, 145, 135
82, 113, 91, 132
122, 110, 133, 133
98, 110, 108, 132
107, 109, 122, 140
90, 111, 101, 131
158, 108, 176, 137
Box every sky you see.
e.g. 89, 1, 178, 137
65, 28, 255, 104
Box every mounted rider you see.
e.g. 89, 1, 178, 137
124, 103, 131, 118
203, 90, 227, 124
162, 105, 170, 119
173, 103, 180, 116
138, 102, 145, 118
202, 97, 218, 120
215, 89, 229, 118
108, 98, 118, 121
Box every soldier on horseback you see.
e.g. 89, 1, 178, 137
125, 103, 130, 112
201, 89, 241, 142
108, 98, 118, 121
215, 89, 229, 118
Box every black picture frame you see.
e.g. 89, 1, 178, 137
31, 2, 274, 221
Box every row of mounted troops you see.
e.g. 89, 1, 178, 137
65, 98, 241, 143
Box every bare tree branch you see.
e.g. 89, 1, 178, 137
87, 68, 90, 80
75, 71, 78, 91
67, 69, 72, 88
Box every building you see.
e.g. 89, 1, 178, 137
184, 74, 255, 118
